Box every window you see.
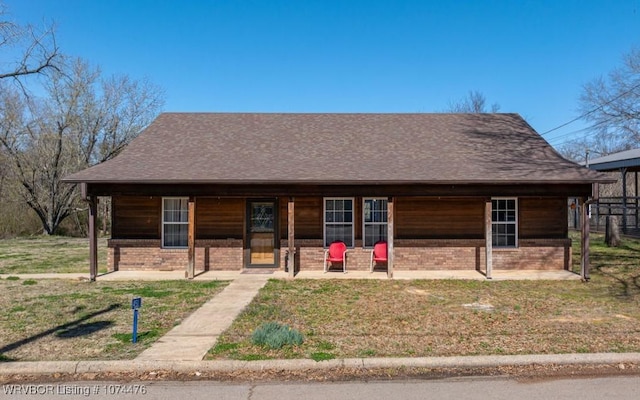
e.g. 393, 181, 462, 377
162, 197, 189, 248
324, 198, 354, 247
492, 198, 517, 248
363, 198, 388, 247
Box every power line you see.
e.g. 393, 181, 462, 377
546, 117, 614, 145
540, 80, 640, 136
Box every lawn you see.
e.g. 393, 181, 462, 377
0, 236, 108, 274
1, 232, 639, 363
0, 279, 228, 361
208, 233, 640, 361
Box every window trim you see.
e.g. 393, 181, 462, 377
162, 197, 189, 249
491, 197, 518, 249
323, 197, 355, 248
362, 197, 388, 248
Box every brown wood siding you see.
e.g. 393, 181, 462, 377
196, 198, 244, 239
519, 197, 567, 239
280, 197, 322, 239
396, 197, 484, 239
111, 196, 161, 239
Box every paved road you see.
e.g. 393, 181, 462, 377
2, 376, 639, 399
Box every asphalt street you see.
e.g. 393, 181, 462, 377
2, 375, 639, 400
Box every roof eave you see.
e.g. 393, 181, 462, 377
62, 178, 616, 185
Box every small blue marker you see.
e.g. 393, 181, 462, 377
131, 297, 142, 343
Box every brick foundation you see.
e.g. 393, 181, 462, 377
108, 239, 244, 272
107, 238, 571, 272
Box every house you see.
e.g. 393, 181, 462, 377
63, 113, 611, 280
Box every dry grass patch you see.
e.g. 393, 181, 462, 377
209, 234, 640, 360
0, 279, 228, 361
0, 236, 107, 274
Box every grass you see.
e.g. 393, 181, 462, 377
207, 233, 640, 361
0, 279, 228, 361
2, 232, 640, 362
0, 236, 108, 274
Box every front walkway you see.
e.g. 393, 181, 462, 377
135, 274, 270, 361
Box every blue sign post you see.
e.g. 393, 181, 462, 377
131, 297, 142, 343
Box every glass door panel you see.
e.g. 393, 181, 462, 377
249, 201, 275, 265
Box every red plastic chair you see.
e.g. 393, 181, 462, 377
324, 241, 348, 273
370, 241, 388, 272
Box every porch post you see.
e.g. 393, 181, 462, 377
485, 199, 493, 279
187, 196, 196, 279
621, 168, 628, 234
288, 197, 295, 279
88, 196, 98, 282
387, 197, 394, 279
634, 171, 638, 229
581, 197, 590, 281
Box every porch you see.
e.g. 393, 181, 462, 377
89, 192, 586, 281
67, 269, 581, 281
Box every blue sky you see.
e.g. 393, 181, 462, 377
4, 0, 640, 149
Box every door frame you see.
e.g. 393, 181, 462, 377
244, 198, 279, 268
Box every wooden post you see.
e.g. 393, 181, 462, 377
635, 171, 638, 229
580, 198, 590, 281
288, 197, 295, 279
485, 199, 493, 279
88, 196, 98, 282
187, 196, 196, 279
387, 197, 394, 279
621, 168, 628, 234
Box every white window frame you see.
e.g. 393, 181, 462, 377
491, 197, 518, 248
362, 197, 388, 248
323, 197, 355, 248
162, 197, 189, 248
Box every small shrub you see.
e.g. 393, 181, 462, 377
251, 322, 304, 349
6, 276, 19, 281
22, 279, 37, 285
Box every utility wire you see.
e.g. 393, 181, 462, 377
540, 80, 640, 136
546, 117, 614, 145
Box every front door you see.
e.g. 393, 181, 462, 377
246, 200, 277, 267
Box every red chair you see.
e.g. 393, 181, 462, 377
324, 241, 348, 273
370, 241, 388, 272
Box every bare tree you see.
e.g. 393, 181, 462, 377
578, 48, 640, 152
0, 3, 59, 84
446, 90, 500, 113
0, 59, 164, 234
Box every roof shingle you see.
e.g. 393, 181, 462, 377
63, 113, 610, 184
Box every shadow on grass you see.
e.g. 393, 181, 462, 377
595, 265, 640, 298
0, 304, 121, 357
55, 320, 114, 338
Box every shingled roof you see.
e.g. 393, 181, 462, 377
64, 113, 610, 185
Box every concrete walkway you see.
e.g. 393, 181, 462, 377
135, 274, 270, 361
0, 269, 581, 281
